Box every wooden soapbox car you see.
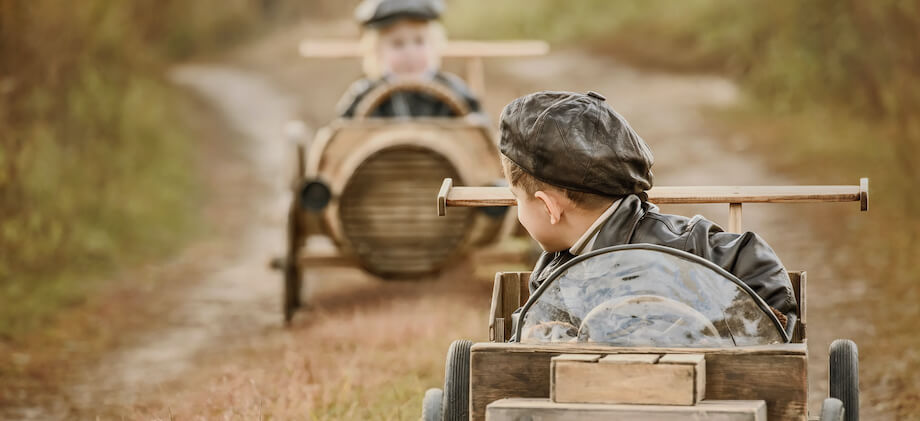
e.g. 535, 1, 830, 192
271, 40, 549, 322
421, 178, 869, 421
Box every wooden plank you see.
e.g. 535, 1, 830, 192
552, 354, 603, 363
299, 39, 550, 58
488, 274, 502, 342
470, 343, 806, 421
444, 183, 868, 208
789, 271, 807, 343
660, 354, 707, 403
486, 399, 766, 421
472, 342, 806, 356
553, 353, 703, 405
501, 273, 521, 341
493, 318, 505, 343
598, 354, 661, 364
489, 272, 531, 342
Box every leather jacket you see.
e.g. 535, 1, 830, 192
338, 71, 481, 118
529, 194, 798, 322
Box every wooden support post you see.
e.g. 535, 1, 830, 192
437, 178, 453, 216
466, 57, 485, 97
728, 203, 743, 233
494, 318, 505, 343
296, 144, 306, 177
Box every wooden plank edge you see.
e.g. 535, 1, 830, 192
859, 177, 869, 211
437, 178, 452, 216
470, 342, 807, 356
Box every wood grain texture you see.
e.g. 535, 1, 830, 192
486, 399, 767, 421
789, 271, 807, 343
445, 183, 867, 208
599, 354, 661, 364
470, 343, 807, 421
552, 356, 701, 405
729, 203, 743, 233
489, 272, 531, 342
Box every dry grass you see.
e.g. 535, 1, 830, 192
121, 277, 492, 420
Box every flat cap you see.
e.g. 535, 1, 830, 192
499, 91, 654, 197
355, 0, 445, 28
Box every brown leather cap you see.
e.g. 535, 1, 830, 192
499, 91, 654, 197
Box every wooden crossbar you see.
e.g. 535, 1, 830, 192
437, 178, 869, 232
299, 39, 550, 59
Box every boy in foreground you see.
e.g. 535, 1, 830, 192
499, 90, 797, 328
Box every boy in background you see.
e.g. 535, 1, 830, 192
338, 0, 480, 118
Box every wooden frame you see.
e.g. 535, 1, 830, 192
299, 39, 550, 95
470, 343, 807, 421
481, 271, 809, 421
437, 178, 869, 233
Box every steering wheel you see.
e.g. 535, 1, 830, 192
578, 295, 722, 347
353, 79, 471, 118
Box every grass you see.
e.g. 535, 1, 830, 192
116, 279, 491, 420
0, 0, 315, 341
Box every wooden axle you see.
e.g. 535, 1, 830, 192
437, 178, 869, 233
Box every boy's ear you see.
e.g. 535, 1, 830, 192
534, 190, 565, 225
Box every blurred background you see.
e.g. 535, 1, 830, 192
1, 0, 918, 419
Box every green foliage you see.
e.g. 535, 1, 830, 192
446, 0, 920, 270
0, 0, 292, 339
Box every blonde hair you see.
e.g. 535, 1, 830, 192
359, 20, 447, 79
501, 155, 615, 210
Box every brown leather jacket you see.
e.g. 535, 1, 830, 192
529, 194, 798, 322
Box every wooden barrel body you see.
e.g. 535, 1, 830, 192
306, 119, 506, 277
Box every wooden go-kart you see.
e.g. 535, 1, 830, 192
422, 178, 868, 421
271, 40, 548, 323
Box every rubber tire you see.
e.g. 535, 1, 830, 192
421, 388, 443, 421
442, 339, 472, 421
829, 339, 859, 421
819, 398, 845, 421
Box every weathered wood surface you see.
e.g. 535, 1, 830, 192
440, 180, 869, 210
789, 271, 807, 343
470, 343, 807, 421
486, 398, 766, 421
299, 39, 550, 58
488, 272, 531, 342
551, 353, 705, 405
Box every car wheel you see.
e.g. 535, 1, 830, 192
442, 339, 472, 421
819, 398, 845, 421
829, 339, 859, 421
421, 388, 443, 421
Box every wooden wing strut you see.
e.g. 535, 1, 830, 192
437, 177, 869, 233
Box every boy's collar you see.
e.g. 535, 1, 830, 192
569, 199, 623, 256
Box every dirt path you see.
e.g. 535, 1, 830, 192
18, 20, 884, 420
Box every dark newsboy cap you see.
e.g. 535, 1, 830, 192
355, 0, 445, 28
499, 91, 654, 197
